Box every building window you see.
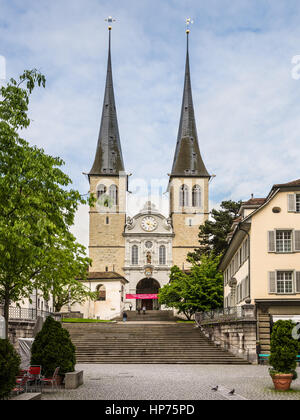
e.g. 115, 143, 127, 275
277, 271, 293, 294
159, 245, 166, 265
179, 185, 189, 207
96, 284, 106, 301
97, 184, 106, 199
132, 245, 139, 265
192, 185, 201, 207
109, 185, 118, 206
276, 230, 292, 253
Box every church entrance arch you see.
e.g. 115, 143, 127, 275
136, 278, 160, 311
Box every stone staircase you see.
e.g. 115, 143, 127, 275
114, 310, 176, 322
64, 322, 250, 365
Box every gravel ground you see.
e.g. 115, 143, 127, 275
41, 364, 300, 400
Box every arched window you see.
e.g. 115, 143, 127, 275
97, 184, 106, 199
132, 245, 139, 265
192, 185, 201, 207
159, 245, 166, 265
109, 185, 118, 206
96, 284, 106, 301
179, 185, 189, 207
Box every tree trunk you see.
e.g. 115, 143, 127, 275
4, 288, 10, 340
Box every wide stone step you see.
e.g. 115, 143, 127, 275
64, 323, 250, 365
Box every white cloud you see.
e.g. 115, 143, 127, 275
1, 0, 300, 244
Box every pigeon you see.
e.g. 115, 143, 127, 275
211, 385, 218, 391
229, 389, 235, 395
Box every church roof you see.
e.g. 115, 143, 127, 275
89, 29, 125, 176
87, 272, 128, 283
170, 31, 210, 178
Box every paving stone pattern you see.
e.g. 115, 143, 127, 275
42, 364, 300, 400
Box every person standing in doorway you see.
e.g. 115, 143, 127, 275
129, 303, 133, 311
142, 305, 146, 315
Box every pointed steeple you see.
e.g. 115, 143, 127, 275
170, 30, 209, 178
89, 27, 125, 176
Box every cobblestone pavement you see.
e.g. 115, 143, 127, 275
42, 364, 300, 400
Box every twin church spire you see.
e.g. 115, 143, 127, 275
89, 27, 125, 176
170, 30, 210, 178
89, 25, 209, 179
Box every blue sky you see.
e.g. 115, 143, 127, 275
1, 0, 300, 246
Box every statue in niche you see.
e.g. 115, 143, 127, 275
146, 252, 152, 265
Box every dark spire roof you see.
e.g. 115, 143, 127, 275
170, 31, 210, 178
89, 29, 125, 176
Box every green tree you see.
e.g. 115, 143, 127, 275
0, 70, 93, 337
158, 254, 223, 320
31, 316, 76, 377
0, 339, 20, 399
189, 200, 241, 260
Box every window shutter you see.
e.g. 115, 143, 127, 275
296, 272, 300, 294
245, 276, 249, 298
294, 231, 300, 252
269, 272, 276, 294
288, 194, 296, 212
268, 231, 275, 252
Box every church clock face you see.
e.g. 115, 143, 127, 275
141, 216, 157, 232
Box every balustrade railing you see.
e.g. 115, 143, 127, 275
195, 306, 244, 324
0, 306, 53, 321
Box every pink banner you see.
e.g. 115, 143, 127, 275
126, 294, 158, 300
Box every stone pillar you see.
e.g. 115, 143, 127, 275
242, 304, 256, 319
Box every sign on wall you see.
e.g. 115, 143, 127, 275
126, 294, 158, 300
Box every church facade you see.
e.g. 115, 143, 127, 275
72, 27, 211, 320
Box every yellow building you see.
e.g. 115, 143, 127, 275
219, 179, 300, 352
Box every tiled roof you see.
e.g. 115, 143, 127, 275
87, 272, 126, 280
272, 179, 300, 188
242, 198, 266, 206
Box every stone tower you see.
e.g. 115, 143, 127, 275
88, 26, 127, 275
169, 29, 210, 268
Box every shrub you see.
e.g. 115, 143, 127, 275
31, 316, 76, 377
269, 320, 299, 378
0, 339, 20, 399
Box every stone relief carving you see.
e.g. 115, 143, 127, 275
126, 216, 135, 230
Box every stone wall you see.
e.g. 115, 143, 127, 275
195, 305, 258, 363
8, 320, 36, 351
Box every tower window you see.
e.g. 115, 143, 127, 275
131, 245, 139, 265
179, 185, 189, 207
159, 245, 166, 265
106, 216, 110, 225
192, 185, 201, 207
109, 185, 118, 206
97, 184, 107, 199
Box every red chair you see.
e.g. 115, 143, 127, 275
27, 365, 42, 392
13, 375, 29, 395
41, 367, 60, 392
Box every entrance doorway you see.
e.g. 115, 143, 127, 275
136, 278, 160, 311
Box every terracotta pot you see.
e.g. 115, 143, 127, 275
271, 373, 293, 391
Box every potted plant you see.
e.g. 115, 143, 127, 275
31, 316, 76, 385
269, 320, 299, 391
